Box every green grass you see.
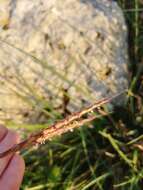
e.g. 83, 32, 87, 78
2, 0, 143, 189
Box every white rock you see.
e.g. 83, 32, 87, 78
0, 0, 128, 123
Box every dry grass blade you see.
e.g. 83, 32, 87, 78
0, 92, 125, 158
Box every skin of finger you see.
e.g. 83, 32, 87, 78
0, 125, 8, 142
0, 154, 25, 190
0, 130, 20, 176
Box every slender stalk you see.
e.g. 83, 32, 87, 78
0, 92, 125, 158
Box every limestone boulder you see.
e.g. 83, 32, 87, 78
0, 0, 128, 123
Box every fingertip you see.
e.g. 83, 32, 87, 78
0, 154, 25, 190
0, 125, 8, 142
14, 154, 25, 173
8, 130, 20, 143
0, 129, 21, 176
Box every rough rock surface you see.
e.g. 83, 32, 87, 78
0, 0, 128, 123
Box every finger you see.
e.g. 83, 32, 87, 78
0, 154, 25, 190
0, 130, 19, 176
0, 125, 8, 142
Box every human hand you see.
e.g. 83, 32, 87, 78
0, 125, 25, 190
